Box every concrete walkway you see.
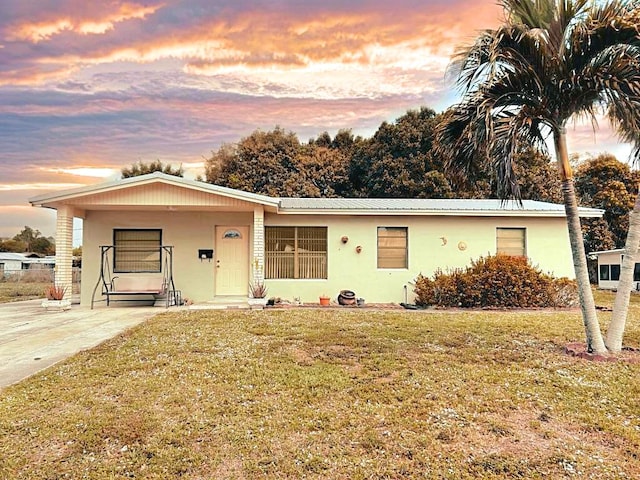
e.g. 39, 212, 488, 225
0, 300, 160, 389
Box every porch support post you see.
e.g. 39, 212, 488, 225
55, 205, 74, 300
253, 206, 265, 284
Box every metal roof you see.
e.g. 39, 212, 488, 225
27, 172, 604, 218
0, 253, 28, 261
277, 198, 604, 217
588, 248, 640, 256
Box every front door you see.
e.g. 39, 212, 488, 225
215, 226, 249, 296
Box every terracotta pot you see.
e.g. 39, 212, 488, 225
319, 296, 330, 306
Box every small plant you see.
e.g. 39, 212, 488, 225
44, 284, 67, 300
249, 281, 268, 299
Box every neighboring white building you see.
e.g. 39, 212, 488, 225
590, 249, 640, 291
0, 252, 28, 273
0, 253, 55, 276
29, 172, 604, 306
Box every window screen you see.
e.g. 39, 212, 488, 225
496, 228, 526, 256
377, 227, 408, 269
113, 229, 161, 273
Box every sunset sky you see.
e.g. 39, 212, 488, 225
0, 0, 633, 240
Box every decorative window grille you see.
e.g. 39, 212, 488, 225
496, 228, 526, 256
377, 227, 408, 269
265, 227, 327, 279
113, 229, 162, 273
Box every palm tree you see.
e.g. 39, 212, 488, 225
607, 194, 640, 352
437, 0, 640, 354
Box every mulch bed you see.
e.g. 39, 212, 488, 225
565, 342, 640, 364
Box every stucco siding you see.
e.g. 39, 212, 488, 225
262, 214, 574, 303
81, 210, 254, 306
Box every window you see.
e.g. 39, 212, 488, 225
611, 264, 621, 281
265, 227, 327, 279
599, 264, 610, 281
496, 228, 526, 256
113, 229, 161, 273
377, 227, 408, 269
223, 229, 242, 239
599, 264, 621, 282
635, 263, 640, 282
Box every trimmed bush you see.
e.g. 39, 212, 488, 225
414, 255, 577, 308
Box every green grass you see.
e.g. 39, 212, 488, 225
1, 292, 639, 479
0, 282, 50, 303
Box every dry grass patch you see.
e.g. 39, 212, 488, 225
1, 294, 639, 479
0, 282, 50, 303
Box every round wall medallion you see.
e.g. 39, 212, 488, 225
458, 241, 467, 251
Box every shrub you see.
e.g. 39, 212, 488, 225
44, 284, 67, 300
414, 255, 577, 308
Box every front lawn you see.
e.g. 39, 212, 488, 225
1, 296, 639, 479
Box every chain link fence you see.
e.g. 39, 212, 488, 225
0, 267, 81, 294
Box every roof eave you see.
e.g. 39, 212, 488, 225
276, 208, 603, 217
29, 172, 280, 208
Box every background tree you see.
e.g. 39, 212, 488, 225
0, 226, 54, 254
575, 154, 638, 247
349, 108, 452, 198
0, 239, 26, 253
205, 127, 352, 197
436, 0, 640, 354
121, 160, 184, 178
205, 127, 302, 196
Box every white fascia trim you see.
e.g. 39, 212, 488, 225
275, 208, 603, 218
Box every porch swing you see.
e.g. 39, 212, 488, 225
91, 245, 180, 309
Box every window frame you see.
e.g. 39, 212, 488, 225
265, 226, 328, 279
599, 264, 622, 282
377, 226, 408, 269
496, 227, 527, 257
113, 228, 162, 273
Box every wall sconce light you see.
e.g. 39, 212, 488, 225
356, 245, 362, 253
341, 236, 349, 244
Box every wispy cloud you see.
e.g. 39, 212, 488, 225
0, 0, 633, 238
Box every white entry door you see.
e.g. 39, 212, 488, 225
215, 226, 249, 296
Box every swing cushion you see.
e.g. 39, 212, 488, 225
111, 276, 165, 294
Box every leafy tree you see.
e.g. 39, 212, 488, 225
436, 0, 640, 354
205, 127, 352, 197
13, 226, 40, 251
31, 237, 55, 255
0, 239, 26, 252
575, 154, 637, 247
121, 160, 184, 178
0, 226, 54, 254
205, 127, 301, 196
350, 108, 451, 198
509, 148, 562, 203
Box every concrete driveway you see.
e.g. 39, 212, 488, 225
0, 300, 160, 389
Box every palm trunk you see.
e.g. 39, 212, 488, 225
554, 129, 607, 354
606, 187, 640, 352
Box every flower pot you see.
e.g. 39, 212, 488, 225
42, 299, 72, 311
248, 297, 268, 309
319, 296, 330, 306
